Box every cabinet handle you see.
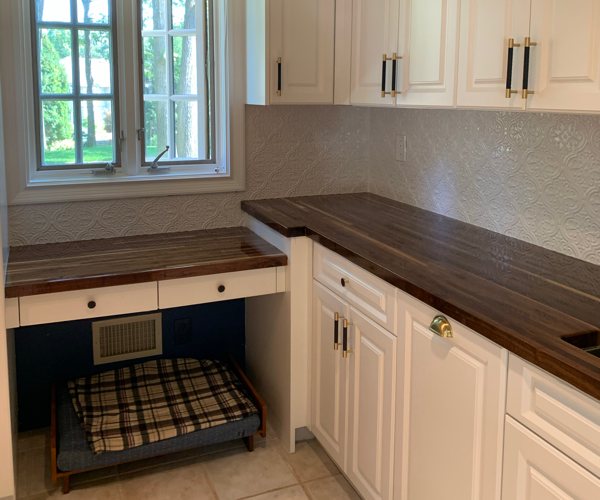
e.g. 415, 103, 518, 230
521, 37, 537, 99
277, 57, 282, 96
87, 300, 96, 310
429, 315, 453, 338
342, 319, 350, 358
391, 53, 401, 97
505, 38, 520, 98
381, 54, 388, 97
217, 284, 226, 293
340, 277, 347, 288
334, 312, 340, 350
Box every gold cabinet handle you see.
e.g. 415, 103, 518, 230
429, 315, 453, 338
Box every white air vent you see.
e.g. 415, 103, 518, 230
92, 313, 163, 365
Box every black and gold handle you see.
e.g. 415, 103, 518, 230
277, 57, 282, 96
521, 37, 537, 99
334, 312, 340, 350
381, 55, 388, 97
505, 38, 520, 98
342, 319, 350, 358
381, 53, 401, 98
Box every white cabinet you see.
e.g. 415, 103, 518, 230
457, 0, 600, 111
350, 0, 459, 107
311, 277, 396, 500
394, 292, 507, 500
312, 281, 348, 467
347, 308, 396, 500
502, 416, 600, 499
247, 0, 335, 105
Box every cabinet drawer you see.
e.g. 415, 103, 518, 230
502, 416, 600, 499
313, 244, 396, 333
507, 354, 600, 477
19, 283, 158, 326
159, 267, 282, 309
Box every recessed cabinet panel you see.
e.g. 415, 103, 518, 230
395, 292, 507, 500
350, 0, 400, 106
396, 0, 459, 106
311, 282, 349, 467
457, 0, 530, 108
269, 0, 335, 103
528, 0, 600, 111
347, 308, 396, 500
502, 416, 600, 499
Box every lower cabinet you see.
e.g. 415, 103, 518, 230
502, 416, 600, 499
394, 292, 508, 500
312, 281, 396, 500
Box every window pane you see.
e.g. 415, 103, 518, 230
171, 0, 196, 30
143, 37, 168, 94
142, 0, 166, 31
174, 100, 198, 159
77, 0, 110, 24
36, 0, 71, 23
78, 29, 112, 94
41, 100, 75, 165
144, 100, 169, 162
39, 29, 73, 94
173, 36, 197, 94
81, 100, 115, 162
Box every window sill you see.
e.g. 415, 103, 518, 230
9, 169, 246, 205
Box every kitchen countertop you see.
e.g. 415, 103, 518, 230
242, 193, 600, 400
5, 227, 287, 298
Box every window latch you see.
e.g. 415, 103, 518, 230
148, 145, 171, 173
136, 128, 145, 141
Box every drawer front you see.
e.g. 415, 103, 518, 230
159, 267, 281, 309
502, 416, 600, 499
507, 354, 600, 477
313, 244, 396, 332
19, 283, 158, 326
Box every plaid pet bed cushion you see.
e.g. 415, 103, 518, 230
68, 358, 258, 454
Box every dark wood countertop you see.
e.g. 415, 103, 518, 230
5, 227, 287, 298
242, 193, 600, 400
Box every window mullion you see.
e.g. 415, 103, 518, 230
71, 0, 83, 164
166, 0, 175, 161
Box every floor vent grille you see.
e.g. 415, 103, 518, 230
92, 313, 162, 365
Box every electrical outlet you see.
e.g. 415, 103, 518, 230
395, 134, 407, 162
174, 318, 192, 345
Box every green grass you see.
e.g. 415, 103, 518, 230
43, 145, 161, 165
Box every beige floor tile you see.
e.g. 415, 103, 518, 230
46, 479, 121, 500
204, 445, 297, 500
303, 475, 361, 500
279, 440, 339, 483
119, 461, 216, 500
244, 485, 309, 499
17, 449, 56, 498
71, 466, 119, 486
18, 429, 49, 452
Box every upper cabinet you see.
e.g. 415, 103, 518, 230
457, 0, 600, 112
349, 0, 459, 107
246, 0, 335, 105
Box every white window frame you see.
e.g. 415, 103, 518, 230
0, 0, 245, 205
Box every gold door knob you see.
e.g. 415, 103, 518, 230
429, 315, 453, 338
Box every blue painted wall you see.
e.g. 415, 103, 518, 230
15, 300, 245, 430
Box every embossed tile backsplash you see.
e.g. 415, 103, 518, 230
368, 108, 600, 266
8, 105, 600, 266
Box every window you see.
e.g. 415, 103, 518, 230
0, 0, 245, 203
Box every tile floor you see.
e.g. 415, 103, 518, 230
16, 428, 361, 500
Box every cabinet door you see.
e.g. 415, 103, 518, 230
346, 308, 396, 500
527, 0, 600, 111
457, 0, 531, 108
350, 0, 401, 106
502, 416, 600, 499
396, 0, 460, 107
395, 293, 507, 500
311, 281, 348, 467
269, 0, 335, 104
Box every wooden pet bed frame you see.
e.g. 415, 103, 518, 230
50, 358, 267, 494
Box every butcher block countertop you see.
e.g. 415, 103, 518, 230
242, 193, 600, 400
5, 227, 287, 298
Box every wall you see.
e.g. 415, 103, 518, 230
369, 108, 600, 266
8, 105, 370, 245
8, 105, 600, 267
